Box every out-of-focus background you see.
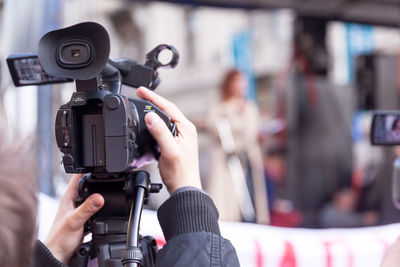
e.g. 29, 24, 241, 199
1, 0, 400, 265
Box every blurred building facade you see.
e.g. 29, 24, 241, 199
0, 0, 399, 226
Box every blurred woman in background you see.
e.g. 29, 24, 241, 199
205, 69, 269, 224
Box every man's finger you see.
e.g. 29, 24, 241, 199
145, 112, 177, 158
69, 193, 104, 230
62, 174, 84, 201
137, 87, 187, 123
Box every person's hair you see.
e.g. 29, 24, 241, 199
220, 68, 242, 100
0, 115, 38, 267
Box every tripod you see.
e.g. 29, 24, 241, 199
69, 171, 162, 267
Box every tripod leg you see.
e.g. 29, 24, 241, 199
122, 171, 150, 267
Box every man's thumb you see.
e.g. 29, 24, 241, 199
145, 112, 176, 154
72, 193, 104, 229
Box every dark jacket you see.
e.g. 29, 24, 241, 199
33, 190, 240, 267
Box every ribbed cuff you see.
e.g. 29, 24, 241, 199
33, 240, 67, 267
171, 186, 203, 196
157, 190, 221, 241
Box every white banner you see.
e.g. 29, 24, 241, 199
140, 209, 398, 267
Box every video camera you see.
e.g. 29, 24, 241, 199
371, 111, 400, 211
371, 111, 400, 145
7, 22, 178, 174
7, 22, 179, 267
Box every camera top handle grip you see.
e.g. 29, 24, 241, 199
110, 44, 179, 91
145, 44, 179, 69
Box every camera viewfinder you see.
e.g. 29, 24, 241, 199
58, 41, 92, 67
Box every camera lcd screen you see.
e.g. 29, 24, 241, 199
7, 54, 72, 86
371, 111, 400, 145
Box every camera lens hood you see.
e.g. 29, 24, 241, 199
38, 22, 110, 80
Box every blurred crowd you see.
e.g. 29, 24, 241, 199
197, 68, 384, 229
1, 0, 398, 230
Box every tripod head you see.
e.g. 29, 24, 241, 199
71, 171, 160, 267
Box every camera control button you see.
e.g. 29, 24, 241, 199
62, 110, 70, 127
105, 96, 121, 110
62, 129, 72, 147
62, 154, 74, 166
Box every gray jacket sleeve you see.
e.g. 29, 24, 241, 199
33, 240, 68, 267
156, 190, 240, 267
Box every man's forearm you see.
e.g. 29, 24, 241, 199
156, 190, 240, 267
157, 189, 220, 241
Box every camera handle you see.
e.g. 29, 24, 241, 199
69, 171, 162, 267
72, 44, 179, 95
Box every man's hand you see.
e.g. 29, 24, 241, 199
137, 86, 202, 194
45, 174, 105, 264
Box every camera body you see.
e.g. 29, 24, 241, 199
56, 90, 175, 174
